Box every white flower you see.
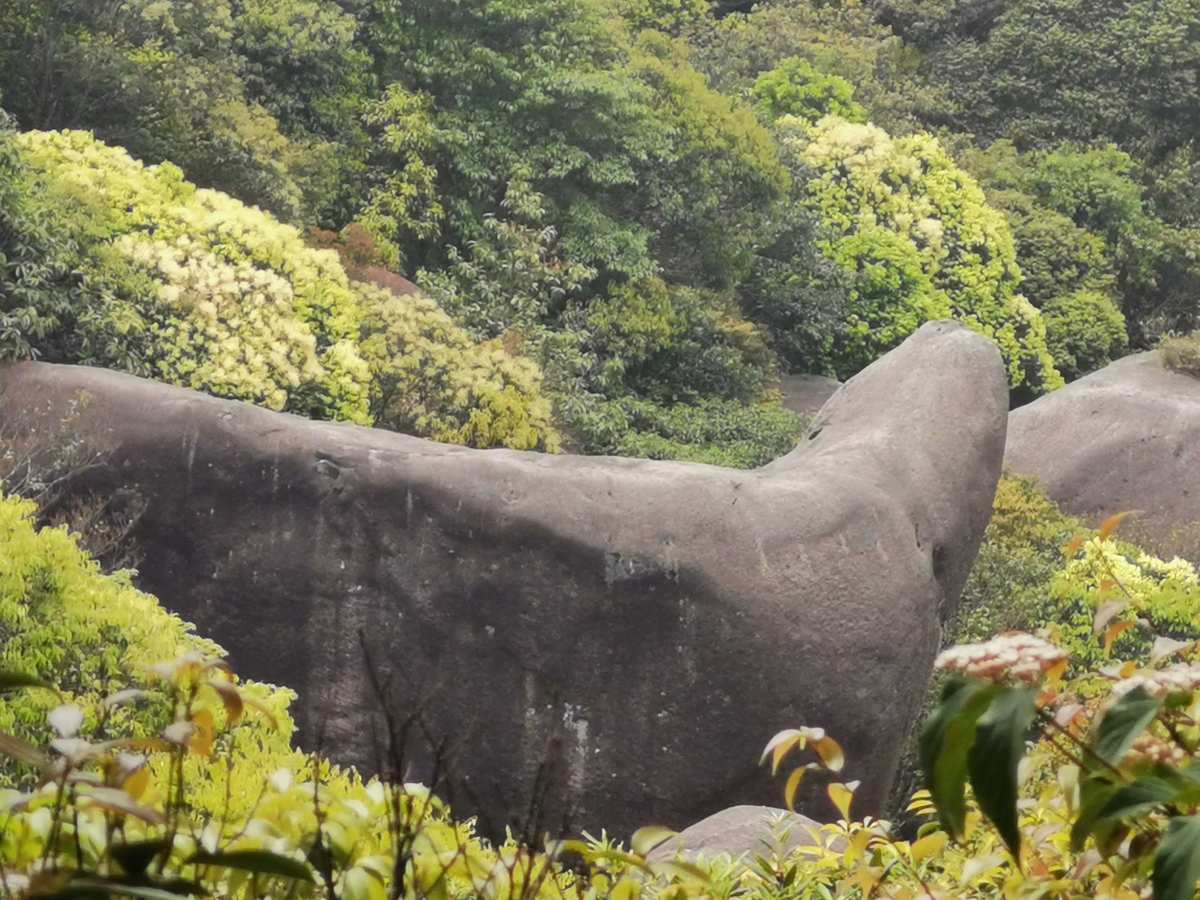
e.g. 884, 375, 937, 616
935, 632, 1067, 685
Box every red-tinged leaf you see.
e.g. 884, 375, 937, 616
0, 731, 47, 767
1099, 511, 1139, 541
1064, 534, 1088, 559
784, 767, 807, 811
206, 681, 244, 725
761, 729, 806, 775
1054, 703, 1086, 729
1094, 601, 1128, 637
1104, 621, 1137, 655
1152, 637, 1193, 665
813, 736, 845, 773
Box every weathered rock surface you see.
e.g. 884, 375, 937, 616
779, 374, 841, 420
1006, 352, 1200, 561
646, 806, 826, 863
0, 321, 1007, 837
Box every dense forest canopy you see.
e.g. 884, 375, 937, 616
2, 0, 1198, 461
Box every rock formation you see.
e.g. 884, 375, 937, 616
1006, 351, 1200, 561
646, 806, 829, 863
779, 374, 841, 420
0, 321, 1007, 836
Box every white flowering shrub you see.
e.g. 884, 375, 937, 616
357, 284, 559, 451
113, 234, 327, 413
7, 130, 560, 448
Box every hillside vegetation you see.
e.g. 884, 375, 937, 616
5, 0, 1192, 462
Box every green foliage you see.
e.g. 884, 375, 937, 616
584, 277, 776, 403
825, 226, 949, 375
615, 0, 712, 34
0, 0, 369, 224
1161, 331, 1200, 378
564, 394, 806, 468
686, 0, 926, 135
892, 0, 1200, 163
955, 476, 1200, 677
922, 579, 1200, 900
357, 284, 560, 452
0, 493, 646, 899
0, 111, 82, 363
797, 117, 1063, 393
626, 32, 789, 291
1041, 290, 1128, 380
1031, 145, 1147, 248
752, 57, 867, 125
4, 129, 560, 451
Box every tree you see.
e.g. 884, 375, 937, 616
798, 116, 1062, 392
752, 57, 867, 124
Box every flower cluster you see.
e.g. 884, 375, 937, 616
1111, 664, 1200, 699
935, 632, 1068, 684
1123, 732, 1188, 767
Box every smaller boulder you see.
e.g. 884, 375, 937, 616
1006, 351, 1200, 561
646, 806, 829, 863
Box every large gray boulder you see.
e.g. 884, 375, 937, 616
0, 321, 1007, 837
1006, 351, 1200, 561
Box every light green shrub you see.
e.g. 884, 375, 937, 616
796, 116, 1064, 393
825, 226, 950, 375
752, 57, 867, 124
1160, 330, 1200, 377
5, 129, 561, 450
954, 475, 1200, 677
1041, 289, 1128, 380
357, 283, 560, 451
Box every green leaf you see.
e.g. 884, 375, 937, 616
967, 686, 1037, 860
186, 849, 314, 883
919, 677, 1000, 840
1153, 814, 1200, 900
0, 730, 47, 767
110, 840, 172, 878
631, 825, 676, 856
1094, 687, 1162, 765
1096, 775, 1182, 826
0, 671, 53, 693
51, 878, 195, 900
1071, 774, 1122, 852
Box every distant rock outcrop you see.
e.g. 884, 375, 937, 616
1006, 351, 1200, 561
779, 374, 841, 420
646, 806, 829, 863
0, 321, 1007, 837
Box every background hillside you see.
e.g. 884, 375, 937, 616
3, 0, 1198, 462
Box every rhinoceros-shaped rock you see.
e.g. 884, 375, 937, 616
0, 321, 1007, 836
